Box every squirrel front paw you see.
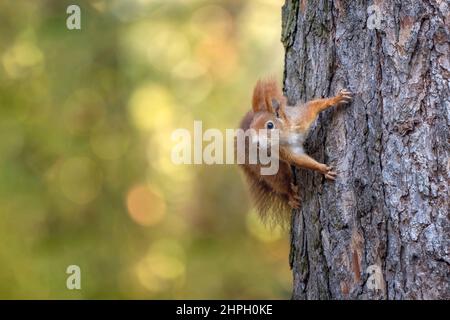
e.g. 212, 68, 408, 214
335, 89, 353, 105
319, 164, 337, 181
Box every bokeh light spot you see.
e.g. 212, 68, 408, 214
2, 41, 43, 78
135, 239, 186, 292
128, 84, 174, 131
126, 184, 166, 226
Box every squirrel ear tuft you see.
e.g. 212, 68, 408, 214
272, 98, 281, 117
252, 78, 288, 115
252, 80, 266, 113
272, 98, 280, 110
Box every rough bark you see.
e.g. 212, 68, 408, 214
282, 0, 449, 300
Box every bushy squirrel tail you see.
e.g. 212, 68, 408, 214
240, 165, 292, 227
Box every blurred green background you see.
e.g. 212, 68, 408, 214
0, 0, 289, 299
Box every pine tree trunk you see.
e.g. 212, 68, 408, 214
282, 0, 449, 300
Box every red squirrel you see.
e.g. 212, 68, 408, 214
238, 78, 352, 222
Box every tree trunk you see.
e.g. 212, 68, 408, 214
282, 0, 449, 300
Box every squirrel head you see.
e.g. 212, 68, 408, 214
249, 79, 289, 147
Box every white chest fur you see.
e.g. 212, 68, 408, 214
287, 132, 305, 146
283, 132, 306, 155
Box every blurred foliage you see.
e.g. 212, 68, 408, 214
0, 0, 288, 299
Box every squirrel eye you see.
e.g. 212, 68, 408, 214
266, 121, 274, 129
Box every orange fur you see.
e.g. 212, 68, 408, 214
239, 78, 353, 222
252, 78, 287, 116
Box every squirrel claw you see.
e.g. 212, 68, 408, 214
290, 183, 299, 194
288, 197, 301, 209
325, 171, 337, 181
336, 89, 353, 105
320, 165, 337, 181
